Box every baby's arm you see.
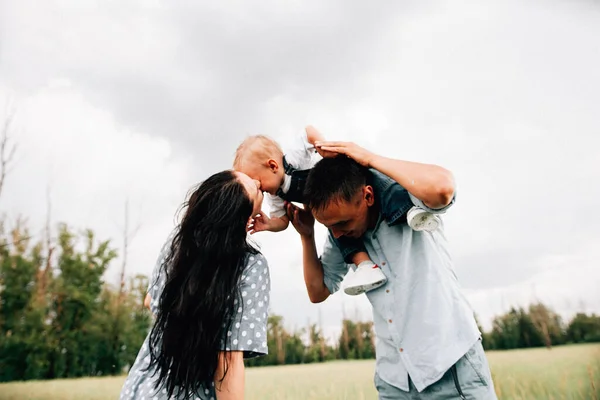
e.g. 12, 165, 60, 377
268, 214, 290, 232
305, 125, 325, 145
305, 125, 339, 159
255, 194, 290, 233
249, 213, 290, 234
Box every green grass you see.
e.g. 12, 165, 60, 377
488, 343, 600, 400
1, 344, 598, 400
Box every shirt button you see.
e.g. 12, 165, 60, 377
386, 289, 390, 293
399, 348, 404, 352
388, 319, 393, 323
382, 262, 386, 266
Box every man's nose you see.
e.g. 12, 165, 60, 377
331, 228, 344, 239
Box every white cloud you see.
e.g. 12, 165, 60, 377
0, 82, 195, 285
465, 239, 600, 331
1, 0, 599, 332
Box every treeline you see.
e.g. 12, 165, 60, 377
478, 304, 600, 351
0, 220, 150, 382
246, 317, 375, 367
2, 220, 600, 383
250, 306, 600, 367
0, 219, 376, 382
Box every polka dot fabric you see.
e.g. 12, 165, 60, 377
119, 236, 270, 400
146, 230, 175, 316
223, 253, 271, 358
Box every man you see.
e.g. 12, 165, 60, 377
285, 140, 497, 399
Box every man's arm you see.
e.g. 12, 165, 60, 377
285, 202, 330, 303
369, 156, 455, 210
300, 234, 330, 303
286, 202, 348, 303
315, 141, 455, 210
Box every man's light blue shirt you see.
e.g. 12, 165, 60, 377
320, 192, 481, 392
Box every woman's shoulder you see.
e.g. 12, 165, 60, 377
240, 251, 270, 285
244, 251, 268, 269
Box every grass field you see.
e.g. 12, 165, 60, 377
0, 344, 598, 400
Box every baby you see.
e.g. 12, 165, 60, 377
233, 126, 440, 295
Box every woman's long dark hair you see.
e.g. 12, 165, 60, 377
147, 170, 258, 398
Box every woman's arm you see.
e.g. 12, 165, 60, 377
144, 293, 152, 311
215, 351, 245, 400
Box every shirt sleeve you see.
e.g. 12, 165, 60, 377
147, 230, 176, 314
409, 191, 457, 214
223, 253, 271, 358
320, 233, 349, 295
266, 193, 286, 218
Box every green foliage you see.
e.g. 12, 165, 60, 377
1, 218, 600, 382
245, 316, 375, 367
566, 312, 600, 343
0, 219, 151, 382
482, 305, 600, 351
337, 320, 375, 360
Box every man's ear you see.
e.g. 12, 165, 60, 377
363, 185, 375, 206
267, 159, 279, 173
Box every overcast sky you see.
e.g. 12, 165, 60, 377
1, 0, 599, 339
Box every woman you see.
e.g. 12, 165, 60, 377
120, 170, 269, 400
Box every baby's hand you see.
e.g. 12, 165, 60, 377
305, 125, 337, 158
314, 146, 338, 159
247, 213, 271, 234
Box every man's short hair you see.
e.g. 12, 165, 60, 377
304, 156, 370, 212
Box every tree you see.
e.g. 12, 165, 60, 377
490, 307, 544, 350
0, 100, 18, 199
528, 303, 565, 349
109, 200, 141, 374
337, 319, 375, 360
0, 219, 45, 381
305, 323, 330, 363
0, 219, 153, 382
566, 313, 600, 343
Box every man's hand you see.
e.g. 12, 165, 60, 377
314, 146, 339, 160
317, 140, 455, 209
314, 141, 375, 167
285, 202, 315, 237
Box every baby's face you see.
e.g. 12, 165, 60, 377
240, 163, 283, 196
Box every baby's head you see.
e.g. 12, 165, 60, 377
234, 135, 285, 195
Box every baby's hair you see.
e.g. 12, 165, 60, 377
233, 135, 283, 169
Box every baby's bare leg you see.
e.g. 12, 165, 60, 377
350, 251, 371, 265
